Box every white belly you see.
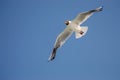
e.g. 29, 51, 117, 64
67, 22, 81, 32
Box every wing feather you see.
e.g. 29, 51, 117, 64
48, 27, 73, 61
72, 6, 103, 25
54, 27, 73, 48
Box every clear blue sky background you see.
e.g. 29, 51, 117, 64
1, 0, 120, 80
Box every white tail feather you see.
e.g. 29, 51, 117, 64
75, 26, 88, 39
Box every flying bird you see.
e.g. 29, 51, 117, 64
48, 6, 103, 61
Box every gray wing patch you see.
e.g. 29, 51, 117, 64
72, 6, 103, 25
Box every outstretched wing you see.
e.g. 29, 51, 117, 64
48, 27, 73, 61
72, 6, 103, 25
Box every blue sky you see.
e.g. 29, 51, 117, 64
1, 0, 120, 80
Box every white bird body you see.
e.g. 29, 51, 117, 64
48, 6, 103, 61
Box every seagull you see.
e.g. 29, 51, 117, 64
48, 6, 103, 61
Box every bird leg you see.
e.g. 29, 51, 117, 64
79, 31, 84, 35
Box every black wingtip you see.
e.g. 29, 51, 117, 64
89, 6, 103, 13
95, 6, 103, 12
48, 55, 55, 61
48, 48, 57, 61
99, 6, 104, 11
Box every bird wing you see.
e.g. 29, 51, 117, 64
54, 27, 73, 48
72, 6, 103, 25
48, 27, 73, 61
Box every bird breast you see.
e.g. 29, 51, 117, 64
67, 22, 80, 31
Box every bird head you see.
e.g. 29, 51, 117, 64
65, 20, 70, 25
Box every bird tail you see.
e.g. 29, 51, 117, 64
48, 48, 57, 61
75, 26, 88, 39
